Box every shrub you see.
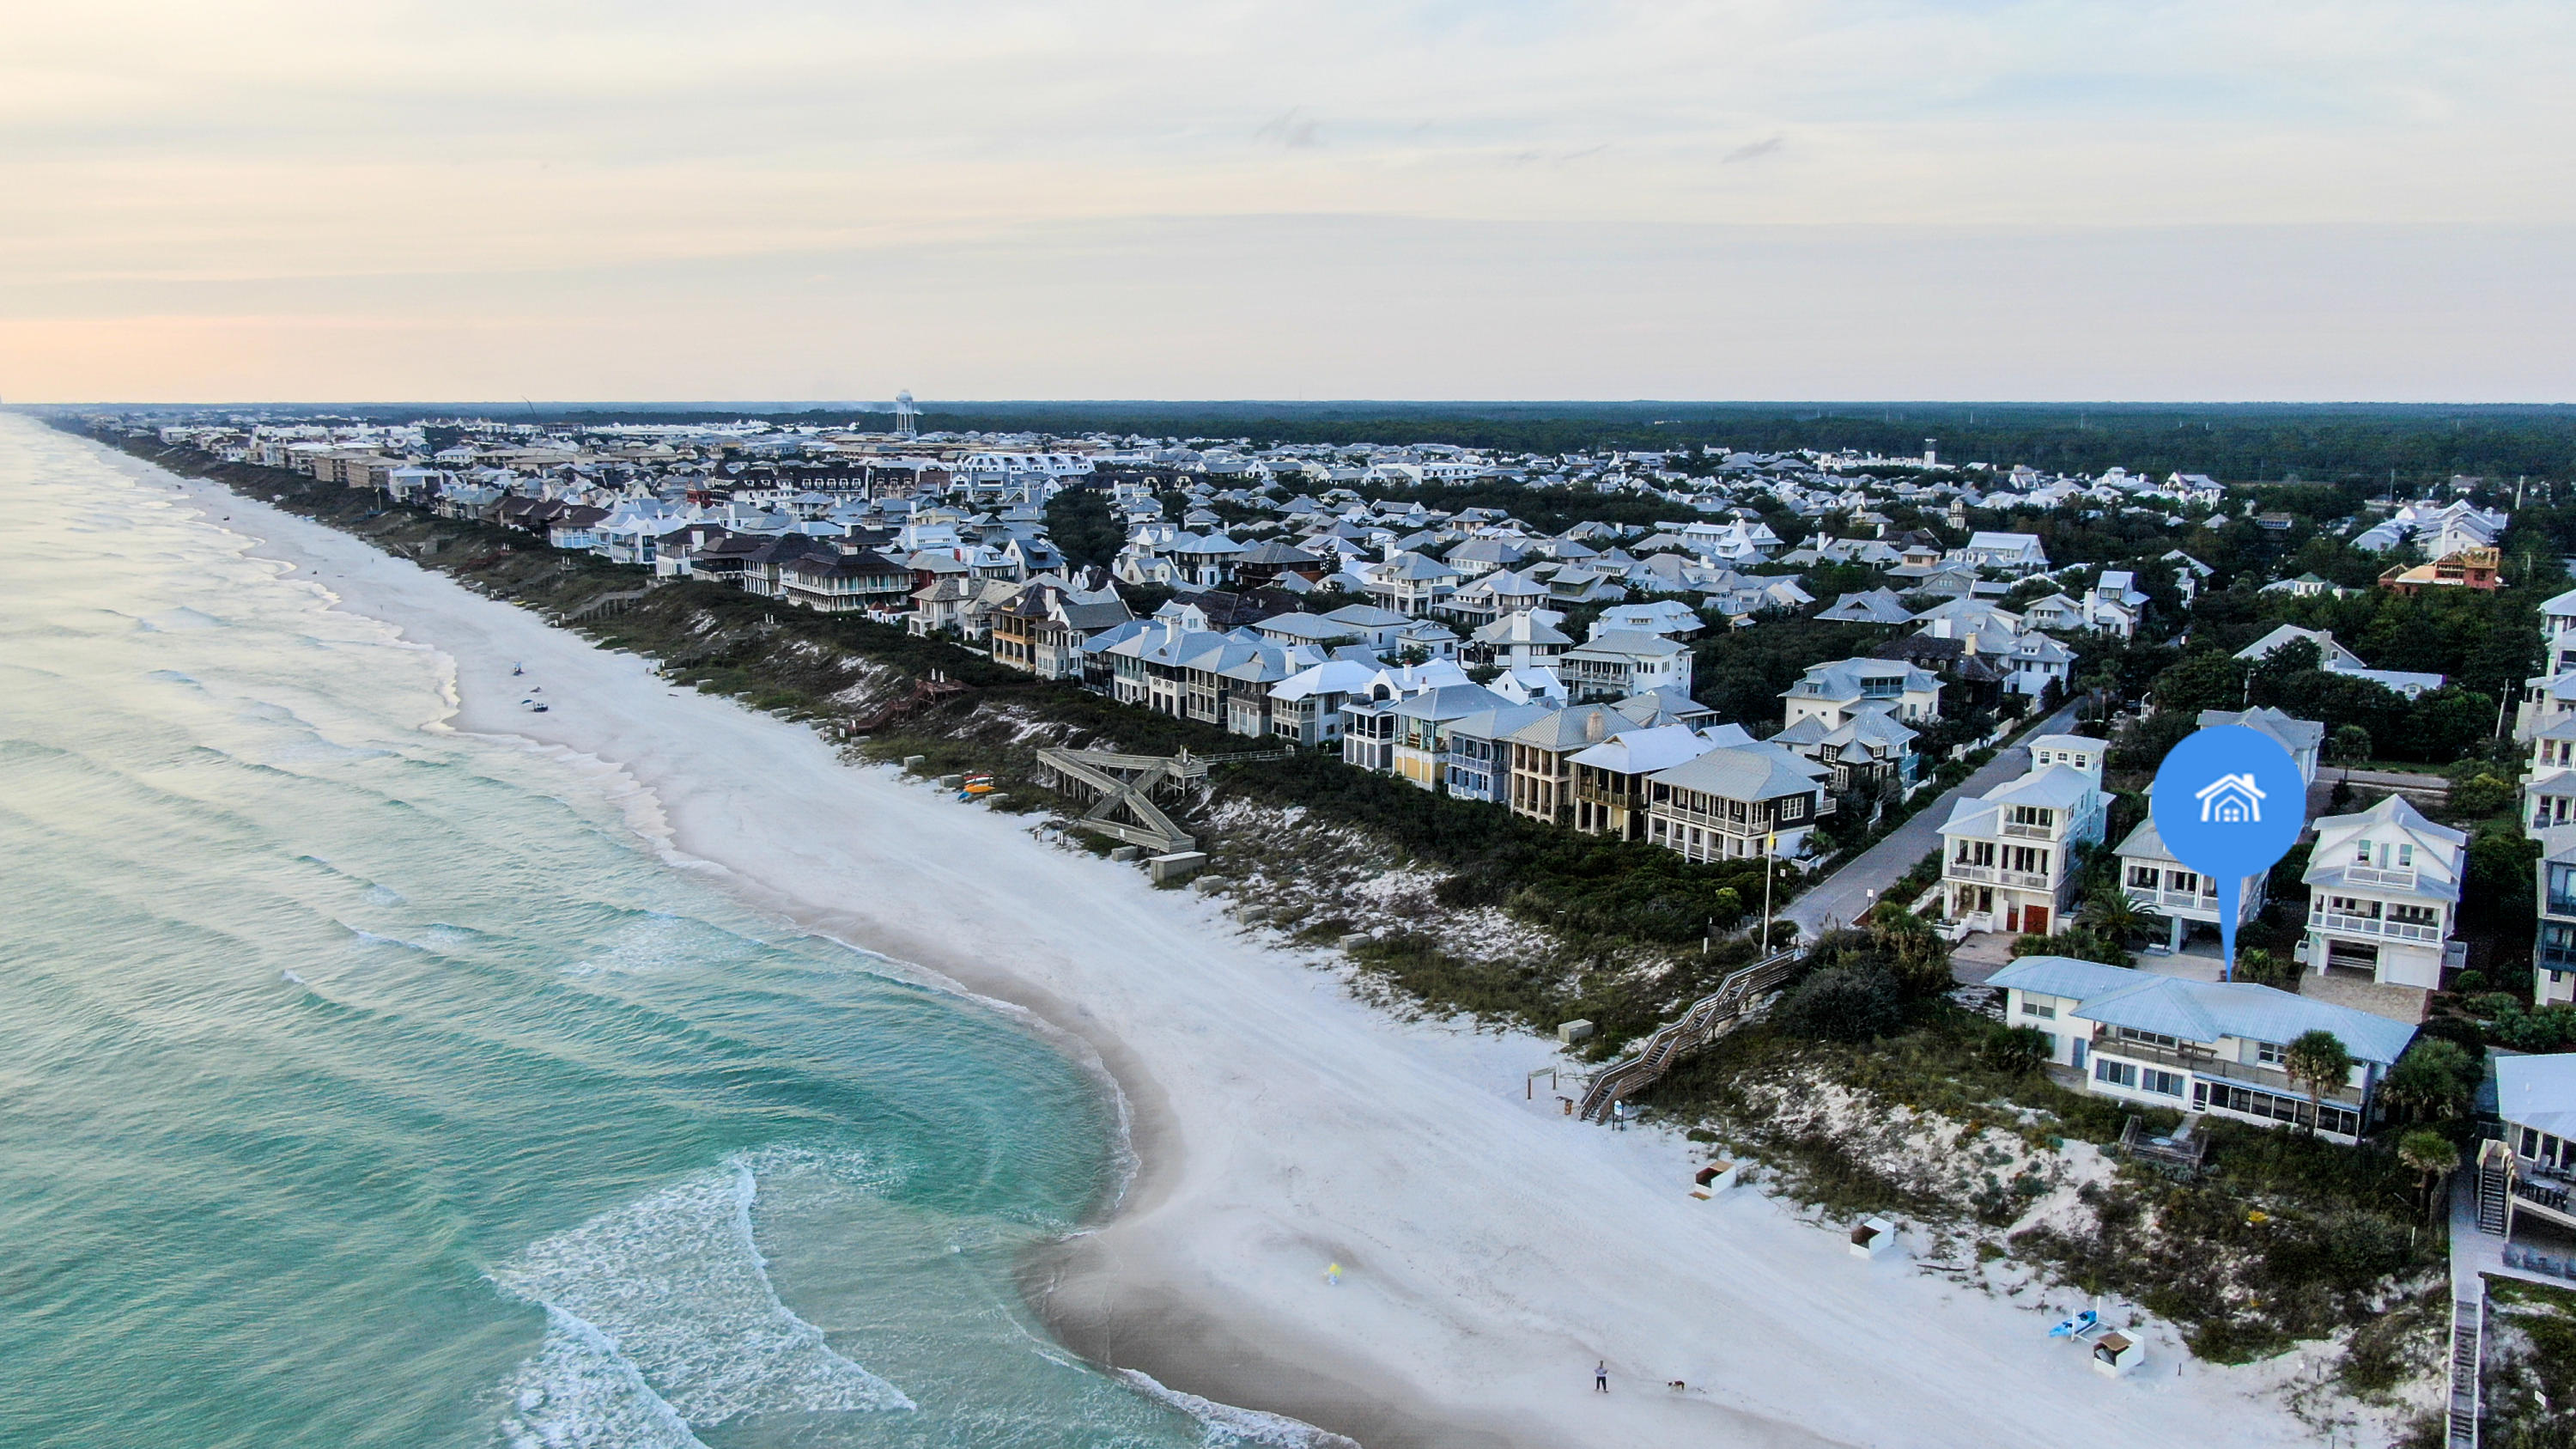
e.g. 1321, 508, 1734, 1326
1777, 965, 1905, 1043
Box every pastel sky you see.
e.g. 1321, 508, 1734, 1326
4, 0, 2573, 403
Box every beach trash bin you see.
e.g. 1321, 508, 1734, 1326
2091, 1332, 2143, 1377
1849, 1217, 1899, 1259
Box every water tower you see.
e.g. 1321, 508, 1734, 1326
1923, 438, 1937, 466
895, 390, 919, 440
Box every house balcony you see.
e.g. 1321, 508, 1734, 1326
2342, 865, 2418, 891
2127, 886, 2222, 916
1947, 862, 2052, 892
2001, 821, 2061, 840
1573, 780, 1638, 808
2314, 911, 2443, 943
2092, 1034, 2366, 1108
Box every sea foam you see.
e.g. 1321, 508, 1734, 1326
490, 1152, 914, 1445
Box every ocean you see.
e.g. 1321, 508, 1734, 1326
0, 417, 1272, 1449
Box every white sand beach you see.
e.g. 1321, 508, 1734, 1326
143, 454, 2336, 1448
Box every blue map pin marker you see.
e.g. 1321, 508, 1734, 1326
2148, 725, 2305, 980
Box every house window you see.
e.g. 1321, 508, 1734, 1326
2126, 865, 2159, 890
2093, 1058, 2139, 1089
2113, 1027, 2179, 1050
2397, 844, 2414, 868
2144, 1069, 2185, 1098
2020, 999, 2056, 1020
2254, 1041, 2284, 1066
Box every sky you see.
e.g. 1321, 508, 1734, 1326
3, 0, 2573, 404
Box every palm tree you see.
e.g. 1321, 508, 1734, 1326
2081, 886, 2165, 952
2397, 1130, 2460, 1223
2283, 1030, 2356, 1135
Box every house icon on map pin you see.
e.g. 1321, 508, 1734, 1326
2195, 773, 2265, 824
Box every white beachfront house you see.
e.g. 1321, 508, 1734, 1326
1988, 956, 2413, 1143
1938, 738, 2107, 938
2113, 819, 2265, 957
1557, 630, 1693, 703
2298, 795, 2467, 989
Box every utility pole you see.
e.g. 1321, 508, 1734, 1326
1761, 831, 1777, 953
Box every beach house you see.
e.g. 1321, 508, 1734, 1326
1556, 630, 1693, 703
2299, 795, 2466, 989
1642, 743, 1836, 862
1938, 741, 2107, 937
2114, 807, 2268, 956
1567, 724, 1719, 840
1988, 957, 2413, 1142
1779, 657, 1942, 728
2491, 1056, 2576, 1233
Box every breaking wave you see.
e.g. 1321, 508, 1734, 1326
489, 1151, 914, 1446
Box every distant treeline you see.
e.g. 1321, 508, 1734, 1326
95, 400, 2576, 490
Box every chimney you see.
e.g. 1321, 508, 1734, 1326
1584, 709, 1607, 742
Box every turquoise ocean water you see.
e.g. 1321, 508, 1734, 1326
0, 420, 1259, 1449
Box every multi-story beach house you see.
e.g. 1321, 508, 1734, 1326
988, 581, 1134, 681
1441, 703, 1557, 803
1556, 630, 1694, 703
1469, 610, 1576, 672
1779, 657, 1943, 728
1642, 743, 1835, 862
2113, 813, 2265, 955
1567, 724, 1717, 840
2527, 721, 2576, 1007
1987, 957, 2414, 1143
1938, 739, 2107, 937
778, 549, 914, 617
1388, 683, 1512, 790
2298, 795, 2466, 990
1267, 660, 1382, 748
1506, 704, 1635, 825
1359, 551, 1462, 617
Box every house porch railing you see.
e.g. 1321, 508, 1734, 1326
2316, 911, 2443, 943
2091, 1033, 2366, 1106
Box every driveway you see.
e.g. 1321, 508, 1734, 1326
1782, 704, 2080, 942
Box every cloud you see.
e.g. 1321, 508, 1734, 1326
1723, 135, 1785, 165
1253, 107, 1323, 149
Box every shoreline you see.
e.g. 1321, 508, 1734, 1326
100, 434, 2336, 1449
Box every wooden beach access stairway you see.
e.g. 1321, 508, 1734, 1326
1577, 947, 1801, 1123
1034, 744, 1293, 855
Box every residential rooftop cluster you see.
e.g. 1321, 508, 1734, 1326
85, 405, 2576, 1181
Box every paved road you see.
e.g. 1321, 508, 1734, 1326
1781, 704, 2081, 942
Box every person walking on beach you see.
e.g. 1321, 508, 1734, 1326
1595, 1361, 1608, 1393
